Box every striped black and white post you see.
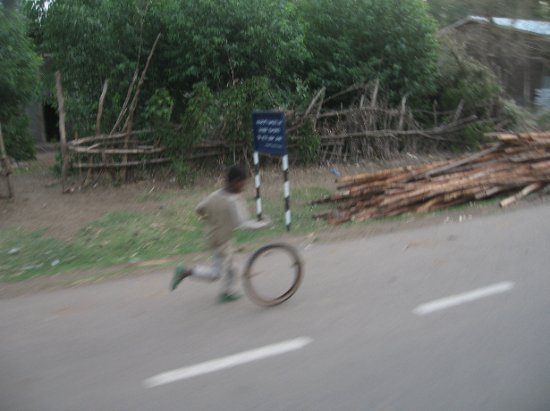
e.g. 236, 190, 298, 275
282, 154, 291, 231
253, 151, 262, 221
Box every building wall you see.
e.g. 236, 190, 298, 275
26, 103, 47, 144
452, 22, 550, 107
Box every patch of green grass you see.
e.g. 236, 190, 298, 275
1, 184, 334, 282
538, 110, 550, 130
236, 186, 332, 243
137, 190, 178, 203
13, 160, 49, 175
0, 229, 80, 281
2, 177, 511, 284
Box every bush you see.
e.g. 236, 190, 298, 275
498, 98, 538, 132
297, 0, 439, 106
219, 77, 284, 151
460, 123, 493, 150
436, 36, 502, 117
290, 121, 320, 164
178, 82, 219, 149
1, 113, 36, 161
31, 0, 307, 137
144, 88, 174, 127
537, 110, 550, 130
172, 161, 196, 187
0, 3, 40, 160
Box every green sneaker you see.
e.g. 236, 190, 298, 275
170, 265, 189, 291
218, 292, 242, 303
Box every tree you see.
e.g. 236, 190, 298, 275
157, 0, 308, 94
0, 1, 41, 160
297, 0, 439, 105
28, 0, 308, 136
24, 0, 448, 164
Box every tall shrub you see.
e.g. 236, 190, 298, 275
0, 2, 40, 160
297, 0, 440, 105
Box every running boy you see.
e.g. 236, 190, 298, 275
170, 165, 270, 302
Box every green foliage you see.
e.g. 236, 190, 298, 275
28, 0, 307, 137
34, 0, 154, 135
0, 3, 40, 160
436, 38, 501, 116
166, 78, 283, 178
434, 38, 503, 147
219, 77, 283, 149
297, 0, 440, 105
51, 148, 77, 176
144, 88, 174, 126
460, 123, 492, 150
538, 111, 550, 130
1, 114, 36, 160
498, 98, 538, 132
172, 162, 197, 187
0, 180, 331, 281
23, 0, 447, 163
179, 82, 218, 148
159, 0, 308, 95
291, 122, 320, 164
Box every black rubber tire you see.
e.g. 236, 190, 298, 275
242, 243, 303, 306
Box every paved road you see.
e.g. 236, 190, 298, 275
1, 204, 549, 411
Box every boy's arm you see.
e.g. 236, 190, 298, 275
240, 218, 270, 230
196, 198, 208, 218
233, 196, 270, 230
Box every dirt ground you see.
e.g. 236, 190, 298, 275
0, 151, 450, 241
1, 151, 548, 298
0, 152, 182, 240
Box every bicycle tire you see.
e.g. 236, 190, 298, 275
242, 243, 303, 306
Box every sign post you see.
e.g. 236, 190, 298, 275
252, 111, 291, 231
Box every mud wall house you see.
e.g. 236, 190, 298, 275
442, 16, 550, 110
30, 101, 59, 146
27, 102, 60, 148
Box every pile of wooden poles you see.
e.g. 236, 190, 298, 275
313, 132, 550, 224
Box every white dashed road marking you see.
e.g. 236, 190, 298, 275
144, 337, 313, 388
414, 282, 515, 316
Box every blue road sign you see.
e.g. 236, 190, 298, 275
252, 111, 287, 156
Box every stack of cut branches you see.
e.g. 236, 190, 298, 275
313, 132, 550, 224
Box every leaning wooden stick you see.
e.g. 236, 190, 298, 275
0, 123, 14, 198
96, 79, 109, 136
122, 32, 162, 134
55, 71, 69, 192
121, 32, 162, 181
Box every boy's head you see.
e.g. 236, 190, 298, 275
226, 165, 248, 193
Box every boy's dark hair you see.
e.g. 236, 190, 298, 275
226, 165, 248, 183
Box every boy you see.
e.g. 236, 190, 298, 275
170, 165, 270, 302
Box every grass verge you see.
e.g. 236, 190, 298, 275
1, 184, 333, 282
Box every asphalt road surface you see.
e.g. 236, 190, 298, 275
1, 204, 549, 411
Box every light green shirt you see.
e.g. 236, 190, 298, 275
196, 189, 266, 249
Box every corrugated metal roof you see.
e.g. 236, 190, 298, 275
456, 16, 550, 37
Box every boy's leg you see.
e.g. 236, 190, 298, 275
170, 265, 191, 291
190, 253, 224, 282
170, 254, 222, 291
218, 249, 241, 302
171, 245, 240, 302
221, 252, 238, 295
